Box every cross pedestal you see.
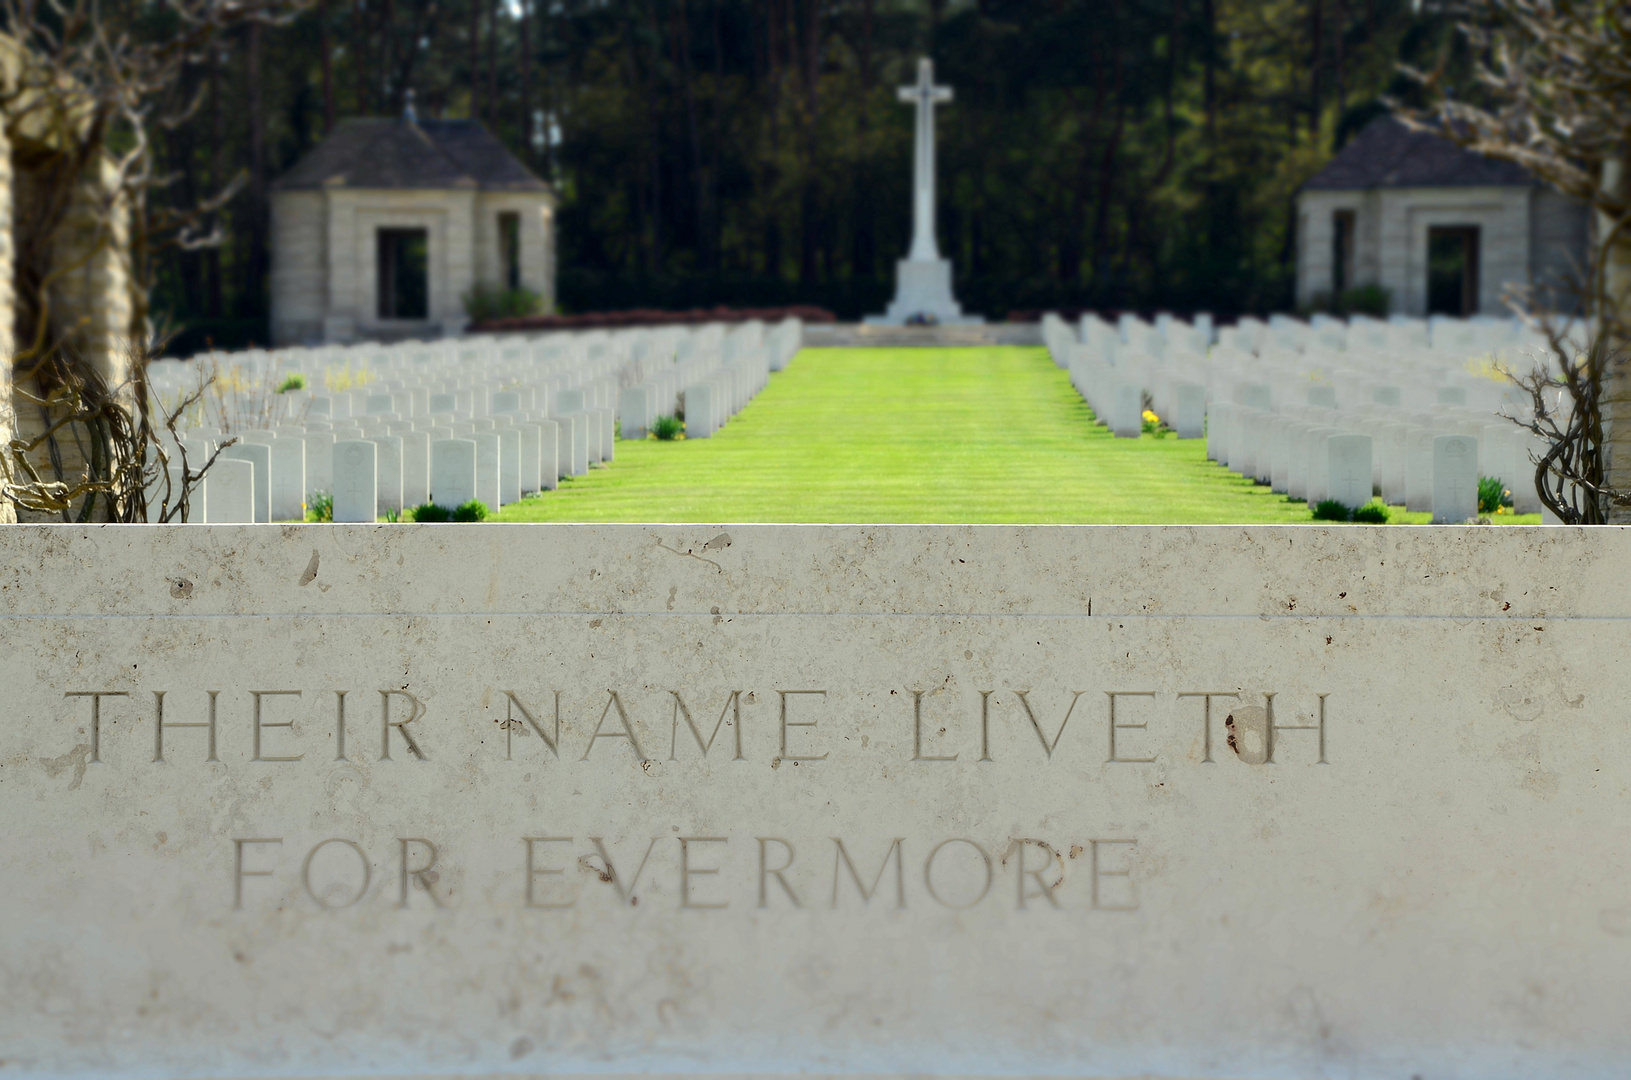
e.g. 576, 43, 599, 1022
866, 58, 981, 326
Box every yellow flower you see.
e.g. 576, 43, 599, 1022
1142, 409, 1160, 424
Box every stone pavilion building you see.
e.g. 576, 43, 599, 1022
269, 114, 556, 346
1296, 116, 1589, 317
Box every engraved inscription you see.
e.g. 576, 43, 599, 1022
54, 685, 1331, 768
227, 834, 1141, 914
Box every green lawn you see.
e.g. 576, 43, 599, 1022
494, 346, 1536, 524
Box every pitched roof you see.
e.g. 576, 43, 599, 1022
273, 117, 551, 194
1302, 115, 1535, 191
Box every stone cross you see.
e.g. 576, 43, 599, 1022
899, 58, 952, 263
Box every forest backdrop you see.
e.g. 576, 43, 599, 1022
152, 0, 1474, 352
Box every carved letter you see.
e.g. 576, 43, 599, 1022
1014, 839, 1062, 909
154, 690, 220, 763
581, 691, 646, 761
379, 690, 428, 761
503, 691, 560, 760
587, 837, 658, 904
1013, 690, 1086, 759
777, 690, 828, 761
757, 838, 801, 908
302, 838, 372, 909
978, 690, 994, 761
678, 837, 728, 909
334, 690, 349, 761
399, 838, 447, 909
1266, 693, 1329, 764
523, 837, 575, 909
924, 838, 993, 909
65, 691, 128, 763
1106, 691, 1158, 764
910, 691, 958, 762
252, 691, 304, 762
233, 837, 282, 909
1177, 692, 1240, 764
1089, 839, 1138, 910
670, 690, 745, 760
831, 838, 905, 908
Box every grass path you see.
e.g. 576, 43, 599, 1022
494, 346, 1536, 524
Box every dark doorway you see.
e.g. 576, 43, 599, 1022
498, 212, 522, 291
1427, 226, 1480, 316
1332, 210, 1356, 295
377, 228, 429, 319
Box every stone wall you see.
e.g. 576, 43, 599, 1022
271, 187, 556, 346
473, 191, 556, 312
269, 189, 326, 346
0, 522, 1627, 1076
1297, 184, 1580, 316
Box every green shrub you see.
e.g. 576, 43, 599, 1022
1307, 284, 1393, 318
651, 415, 684, 441
306, 491, 333, 522
410, 502, 451, 522
1351, 499, 1389, 524
1478, 476, 1514, 514
463, 282, 543, 323
1312, 499, 1351, 522
453, 499, 489, 522
276, 373, 307, 393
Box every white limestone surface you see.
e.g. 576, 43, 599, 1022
1, 524, 1629, 1079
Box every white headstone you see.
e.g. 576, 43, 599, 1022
473, 432, 502, 511
268, 438, 306, 521
430, 439, 477, 510
219, 442, 271, 523
331, 440, 378, 523
1327, 434, 1373, 509
619, 386, 651, 439
304, 433, 335, 500
1173, 383, 1205, 439
203, 458, 254, 523
401, 431, 430, 508
498, 428, 522, 505
1433, 435, 1479, 523
537, 420, 560, 490
370, 435, 404, 517
683, 385, 713, 439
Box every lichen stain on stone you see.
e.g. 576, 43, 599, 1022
169, 579, 193, 599
1224, 704, 1269, 765
298, 551, 320, 587
40, 743, 90, 790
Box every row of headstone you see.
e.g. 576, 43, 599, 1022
1042, 310, 1570, 522
143, 319, 801, 521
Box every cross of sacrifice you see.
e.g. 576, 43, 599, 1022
899, 58, 953, 263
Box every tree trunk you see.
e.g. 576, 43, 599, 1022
519, 0, 532, 160
487, 0, 499, 127
320, 0, 336, 132
352, 0, 370, 115
1309, 0, 1323, 141
1599, 157, 1631, 520
797, 0, 820, 285
206, 49, 224, 319
469, 0, 481, 120
245, 23, 268, 322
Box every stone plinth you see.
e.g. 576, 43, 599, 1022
2, 524, 1629, 1078
866, 258, 982, 326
